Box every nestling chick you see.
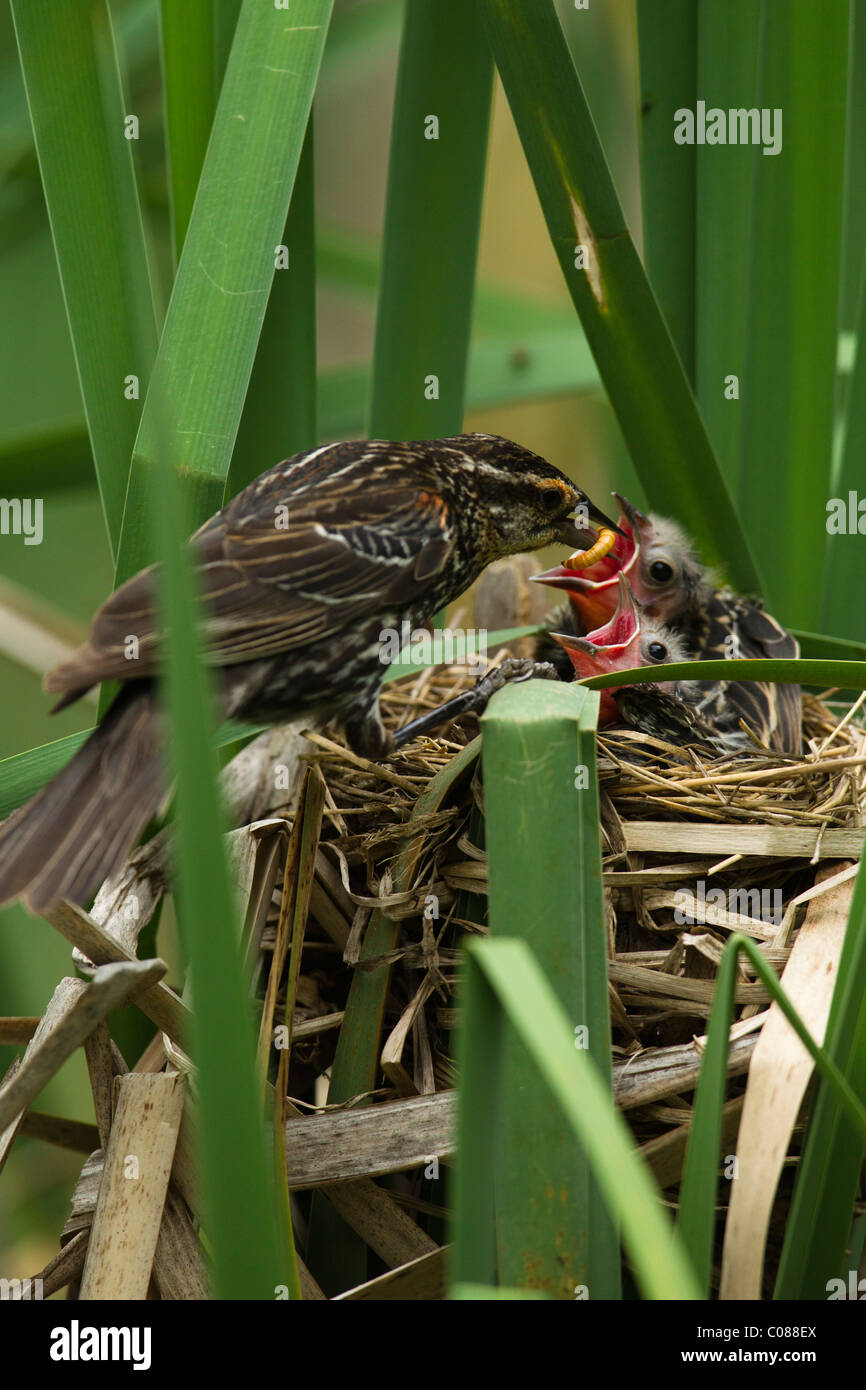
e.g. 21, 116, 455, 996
533, 492, 712, 629
534, 494, 802, 754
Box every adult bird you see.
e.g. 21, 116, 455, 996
0, 433, 618, 913
532, 494, 802, 755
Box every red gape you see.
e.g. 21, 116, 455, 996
549, 574, 685, 726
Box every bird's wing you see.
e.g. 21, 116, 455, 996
698, 595, 802, 754
196, 478, 454, 661
45, 464, 455, 697
734, 601, 800, 661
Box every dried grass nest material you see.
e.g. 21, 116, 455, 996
265, 667, 863, 1294
292, 661, 865, 1080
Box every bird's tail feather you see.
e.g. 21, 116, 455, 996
0, 685, 163, 913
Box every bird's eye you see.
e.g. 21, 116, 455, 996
540, 489, 564, 515
649, 559, 674, 583
647, 641, 668, 662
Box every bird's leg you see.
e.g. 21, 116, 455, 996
344, 704, 392, 760
391, 658, 559, 749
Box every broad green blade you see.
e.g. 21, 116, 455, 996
675, 943, 740, 1295
10, 0, 158, 554
480, 0, 761, 595
150, 401, 286, 1299
839, 0, 866, 336
159, 0, 219, 264
450, 1284, 548, 1301
453, 939, 701, 1300
822, 271, 866, 640
636, 0, 697, 380
213, 0, 242, 88
481, 679, 619, 1298
228, 121, 317, 494
368, 0, 493, 437
582, 656, 866, 691
695, 0, 762, 490
739, 0, 850, 628
450, 946, 506, 1291
776, 858, 866, 1297
678, 932, 866, 1295
792, 630, 866, 663
113, 0, 333, 593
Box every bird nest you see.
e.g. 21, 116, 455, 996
303, 664, 866, 1060
9, 657, 866, 1300
269, 659, 865, 1295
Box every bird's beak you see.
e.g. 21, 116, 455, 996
612, 491, 657, 551
554, 496, 625, 550
550, 576, 641, 678
586, 574, 640, 650
534, 496, 637, 626
612, 491, 650, 532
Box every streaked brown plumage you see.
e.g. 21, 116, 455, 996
679, 588, 801, 755
611, 685, 729, 757
0, 433, 616, 912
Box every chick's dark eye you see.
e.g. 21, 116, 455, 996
540, 489, 564, 515
647, 641, 668, 662
649, 560, 674, 583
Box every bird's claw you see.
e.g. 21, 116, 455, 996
470, 657, 559, 711
392, 658, 560, 747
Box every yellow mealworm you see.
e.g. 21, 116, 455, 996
567, 526, 616, 570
